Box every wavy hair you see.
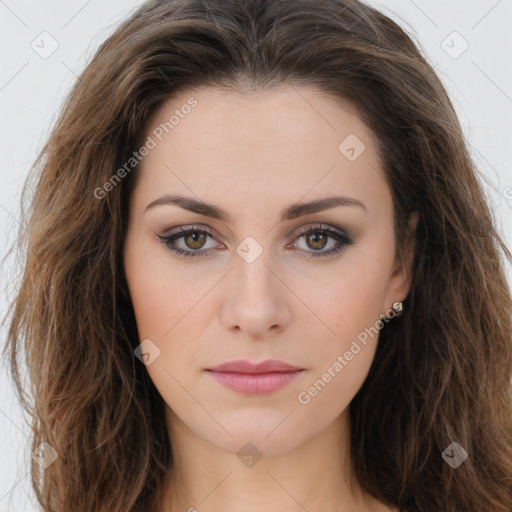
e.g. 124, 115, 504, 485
2, 0, 512, 510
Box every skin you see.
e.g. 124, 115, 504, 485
123, 84, 417, 512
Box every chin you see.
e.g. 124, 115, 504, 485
196, 409, 319, 458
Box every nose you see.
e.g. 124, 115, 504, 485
220, 244, 291, 339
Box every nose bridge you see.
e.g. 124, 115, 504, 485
221, 235, 289, 335
233, 236, 279, 304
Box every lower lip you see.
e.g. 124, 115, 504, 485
207, 370, 304, 394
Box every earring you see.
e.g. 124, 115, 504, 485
391, 301, 403, 317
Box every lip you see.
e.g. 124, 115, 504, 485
205, 359, 305, 394
207, 359, 303, 373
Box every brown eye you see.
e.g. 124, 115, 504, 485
305, 230, 328, 251
158, 224, 352, 260
292, 224, 353, 259
184, 230, 207, 250
156, 227, 219, 259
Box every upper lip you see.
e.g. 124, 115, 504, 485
206, 359, 303, 374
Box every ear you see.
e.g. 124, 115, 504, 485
381, 211, 419, 316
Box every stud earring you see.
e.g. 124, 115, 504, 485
391, 301, 403, 317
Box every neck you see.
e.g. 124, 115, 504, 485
157, 405, 380, 512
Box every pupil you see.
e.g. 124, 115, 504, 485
187, 231, 205, 249
309, 232, 326, 250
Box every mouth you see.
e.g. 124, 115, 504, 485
205, 359, 305, 395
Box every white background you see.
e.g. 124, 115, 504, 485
1, 1, 511, 510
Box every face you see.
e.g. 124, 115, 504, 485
123, 84, 415, 457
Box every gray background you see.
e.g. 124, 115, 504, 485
1, 1, 511, 510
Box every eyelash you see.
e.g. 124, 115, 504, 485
156, 224, 353, 260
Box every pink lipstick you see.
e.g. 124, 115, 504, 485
206, 359, 304, 394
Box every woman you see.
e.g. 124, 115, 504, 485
3, 0, 512, 511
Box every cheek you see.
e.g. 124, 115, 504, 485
124, 245, 217, 388
293, 258, 388, 350
124, 251, 208, 414
124, 241, 203, 340
289, 254, 390, 404
293, 270, 384, 416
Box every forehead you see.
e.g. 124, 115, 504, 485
131, 84, 389, 220
145, 83, 374, 151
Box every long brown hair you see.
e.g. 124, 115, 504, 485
2, 0, 512, 510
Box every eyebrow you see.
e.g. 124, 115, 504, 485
144, 194, 367, 221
